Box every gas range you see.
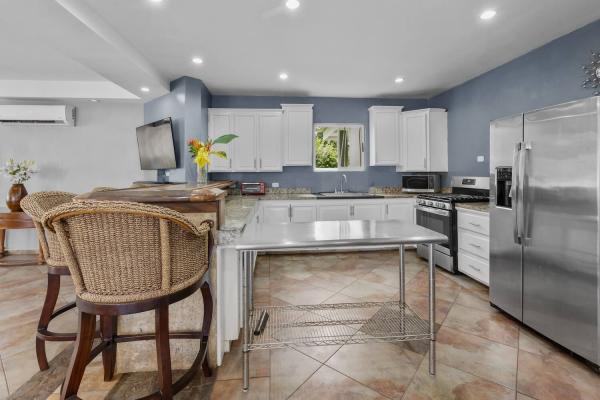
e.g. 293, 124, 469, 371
416, 193, 490, 210
415, 176, 490, 274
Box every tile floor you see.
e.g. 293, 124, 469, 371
1, 250, 598, 399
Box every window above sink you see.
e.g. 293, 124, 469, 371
313, 124, 365, 172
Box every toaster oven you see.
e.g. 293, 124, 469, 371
240, 182, 266, 195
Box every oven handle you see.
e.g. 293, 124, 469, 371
415, 205, 450, 217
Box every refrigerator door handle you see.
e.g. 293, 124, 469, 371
521, 142, 532, 244
511, 142, 522, 244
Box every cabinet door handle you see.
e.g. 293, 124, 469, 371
423, 158, 427, 169
254, 159, 257, 169
468, 264, 481, 272
469, 243, 482, 249
288, 205, 292, 220
385, 204, 389, 216
259, 159, 262, 169
229, 159, 232, 169
351, 205, 355, 216
469, 222, 481, 227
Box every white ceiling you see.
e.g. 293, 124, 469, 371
1, 0, 599, 100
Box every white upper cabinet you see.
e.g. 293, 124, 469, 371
368, 106, 404, 166
397, 108, 448, 172
207, 111, 233, 172
208, 108, 284, 172
257, 111, 283, 171
403, 112, 428, 171
282, 104, 313, 166
232, 112, 258, 171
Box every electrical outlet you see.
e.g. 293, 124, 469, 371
477, 155, 485, 163
272, 182, 280, 188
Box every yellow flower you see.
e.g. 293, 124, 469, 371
195, 148, 211, 167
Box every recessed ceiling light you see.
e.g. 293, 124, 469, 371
395, 77, 404, 84
480, 9, 497, 20
192, 57, 203, 65
286, 0, 300, 10
149, 0, 163, 3
89, 99, 99, 102
279, 72, 289, 80
141, 87, 150, 92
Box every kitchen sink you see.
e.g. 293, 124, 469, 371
316, 192, 383, 199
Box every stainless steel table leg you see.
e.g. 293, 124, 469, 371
399, 244, 405, 304
249, 251, 254, 312
428, 244, 436, 375
399, 244, 406, 334
242, 251, 250, 391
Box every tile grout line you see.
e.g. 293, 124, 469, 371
0, 355, 9, 395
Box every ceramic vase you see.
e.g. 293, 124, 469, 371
6, 183, 27, 212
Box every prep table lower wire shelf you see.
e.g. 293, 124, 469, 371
248, 301, 432, 350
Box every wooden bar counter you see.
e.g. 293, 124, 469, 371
76, 180, 235, 229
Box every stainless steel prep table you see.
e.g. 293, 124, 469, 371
234, 219, 448, 391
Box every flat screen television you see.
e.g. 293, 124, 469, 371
136, 118, 177, 183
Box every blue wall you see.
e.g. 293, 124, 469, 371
210, 96, 430, 192
144, 19, 600, 189
144, 76, 212, 182
429, 19, 600, 180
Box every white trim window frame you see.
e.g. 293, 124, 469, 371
313, 123, 365, 172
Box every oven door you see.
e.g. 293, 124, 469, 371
415, 205, 452, 254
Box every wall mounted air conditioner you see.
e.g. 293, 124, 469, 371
0, 105, 76, 126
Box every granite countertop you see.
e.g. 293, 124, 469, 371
455, 202, 490, 213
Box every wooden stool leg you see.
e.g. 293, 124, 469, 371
100, 315, 118, 381
61, 311, 96, 400
155, 301, 173, 399
36, 273, 61, 371
201, 282, 213, 377
0, 228, 5, 256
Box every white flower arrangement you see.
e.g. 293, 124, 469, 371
2, 159, 37, 184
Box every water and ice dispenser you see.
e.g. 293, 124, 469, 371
495, 167, 512, 208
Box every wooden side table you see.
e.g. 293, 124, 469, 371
0, 209, 44, 266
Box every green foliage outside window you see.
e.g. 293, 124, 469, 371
315, 130, 338, 168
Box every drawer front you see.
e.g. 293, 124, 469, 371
457, 211, 489, 236
458, 252, 489, 286
458, 229, 489, 260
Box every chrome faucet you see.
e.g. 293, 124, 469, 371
338, 174, 348, 193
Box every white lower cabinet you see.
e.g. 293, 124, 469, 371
291, 204, 317, 222
352, 203, 385, 220
317, 203, 350, 221
385, 200, 415, 223
457, 208, 490, 286
261, 202, 291, 224
259, 198, 416, 224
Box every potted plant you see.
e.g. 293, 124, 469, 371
187, 135, 238, 184
2, 159, 37, 211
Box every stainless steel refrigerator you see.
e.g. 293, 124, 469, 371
490, 96, 599, 366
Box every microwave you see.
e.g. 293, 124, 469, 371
402, 175, 441, 193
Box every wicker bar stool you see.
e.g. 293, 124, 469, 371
20, 191, 78, 371
43, 201, 214, 400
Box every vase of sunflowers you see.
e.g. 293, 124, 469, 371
187, 134, 238, 185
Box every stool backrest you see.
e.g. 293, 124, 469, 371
20, 191, 76, 267
43, 200, 212, 304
